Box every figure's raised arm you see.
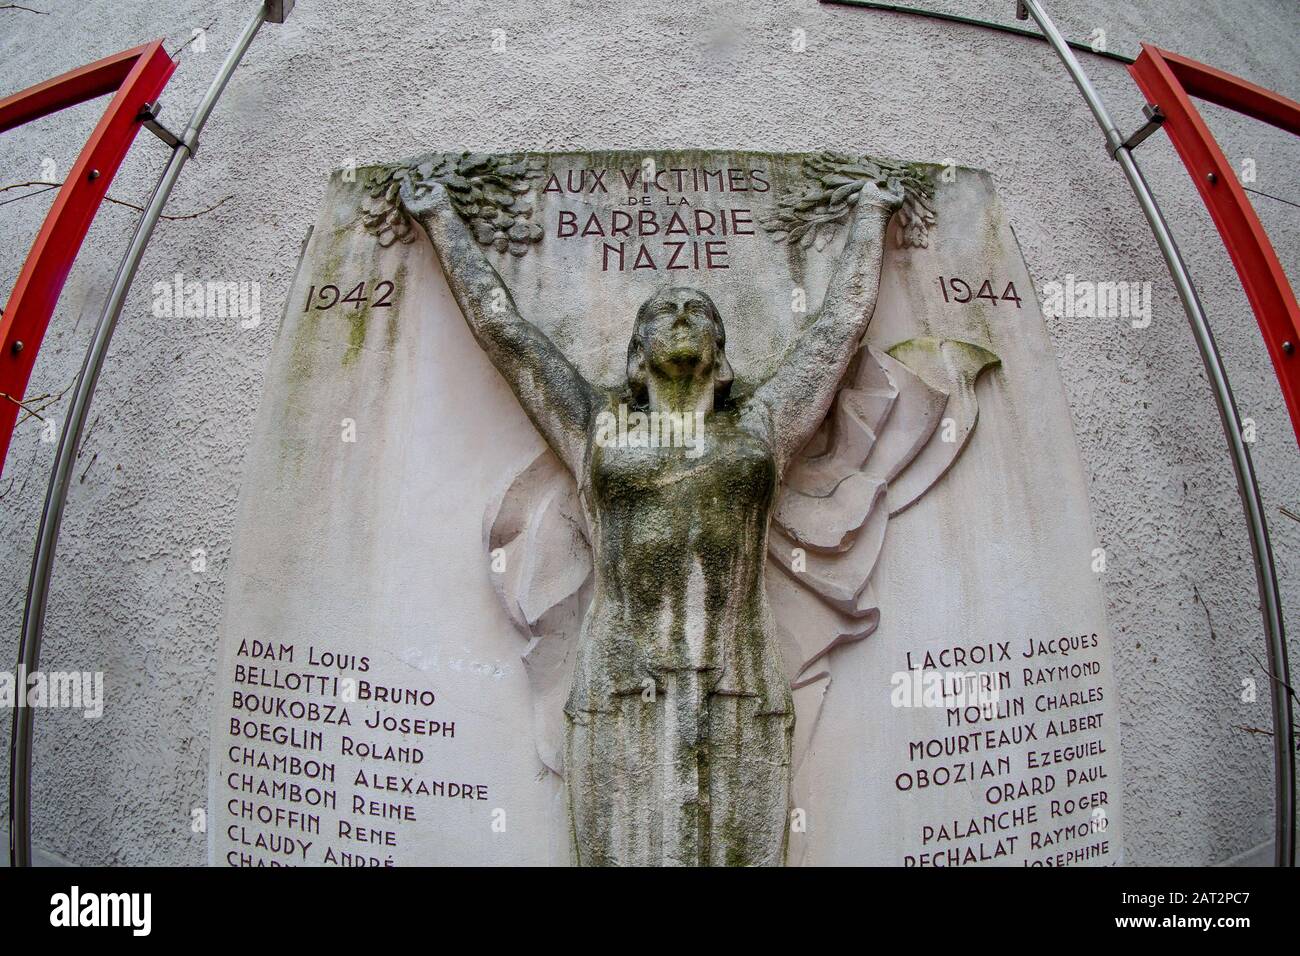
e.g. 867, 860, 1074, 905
751, 185, 898, 473
407, 181, 598, 475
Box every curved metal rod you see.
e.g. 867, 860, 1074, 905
1020, 0, 1294, 867
818, 0, 1136, 65
8, 0, 277, 867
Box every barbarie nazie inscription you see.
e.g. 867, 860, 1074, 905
208, 150, 1124, 866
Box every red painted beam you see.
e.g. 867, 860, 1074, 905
0, 41, 176, 471
1158, 47, 1300, 137
1130, 44, 1300, 445
0, 43, 149, 133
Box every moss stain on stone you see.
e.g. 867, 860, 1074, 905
342, 303, 369, 367
385, 260, 407, 353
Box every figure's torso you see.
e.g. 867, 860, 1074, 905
572, 401, 788, 707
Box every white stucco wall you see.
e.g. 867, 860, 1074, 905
0, 0, 1296, 866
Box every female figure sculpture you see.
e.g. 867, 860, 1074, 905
409, 177, 898, 866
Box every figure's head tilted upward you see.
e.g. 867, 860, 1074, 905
627, 287, 734, 409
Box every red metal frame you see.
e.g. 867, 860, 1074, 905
0, 41, 176, 472
1130, 44, 1300, 445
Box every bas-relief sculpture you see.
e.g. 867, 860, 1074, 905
367, 152, 1000, 866
210, 148, 1122, 868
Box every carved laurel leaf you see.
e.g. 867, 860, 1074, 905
761, 151, 938, 249
360, 152, 547, 256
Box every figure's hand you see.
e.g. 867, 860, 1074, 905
401, 176, 456, 222
840, 181, 898, 254
852, 179, 905, 213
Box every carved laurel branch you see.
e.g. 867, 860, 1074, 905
360, 152, 547, 255
760, 151, 938, 250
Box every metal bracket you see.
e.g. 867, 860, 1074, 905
136, 101, 191, 154
1116, 103, 1166, 155
267, 0, 295, 23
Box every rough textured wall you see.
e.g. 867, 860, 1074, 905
0, 0, 1295, 866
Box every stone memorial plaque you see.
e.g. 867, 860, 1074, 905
208, 150, 1124, 866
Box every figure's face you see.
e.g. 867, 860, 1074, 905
636, 289, 720, 378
